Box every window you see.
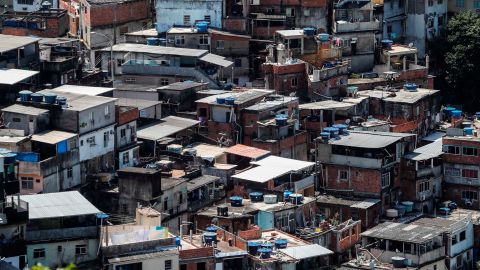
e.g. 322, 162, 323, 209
116, 59, 123, 67
125, 77, 136, 83
75, 244, 87, 255
104, 106, 109, 116
120, 128, 126, 138
291, 77, 298, 87
381, 172, 391, 188
184, 15, 191, 25
460, 230, 466, 241
21, 177, 33, 190
462, 190, 478, 201
164, 197, 168, 211
204, 15, 211, 23
398, 0, 404, 8
338, 170, 348, 181
216, 40, 224, 50
165, 260, 172, 270
428, 0, 433, 6
452, 234, 458, 245
444, 145, 460, 155
199, 35, 209, 45
456, 0, 465, 7
445, 167, 461, 176
17, 0, 34, 4
462, 169, 478, 179
67, 167, 73, 178
438, 15, 444, 27
387, 25, 392, 34
12, 117, 21, 122
103, 131, 109, 147
175, 35, 185, 45
463, 147, 478, 156
234, 58, 242, 67
57, 246, 63, 253
122, 152, 129, 165
80, 140, 84, 146
160, 78, 169, 86
419, 180, 430, 192
438, 0, 442, 4
33, 248, 45, 259
475, 0, 480, 8
87, 136, 95, 146
178, 192, 183, 204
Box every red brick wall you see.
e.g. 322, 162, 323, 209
179, 247, 214, 259
82, 0, 150, 28
117, 107, 139, 126
443, 138, 480, 165
324, 165, 381, 195
2, 15, 68, 38
238, 226, 262, 240
264, 63, 308, 98
222, 18, 247, 33
444, 183, 480, 209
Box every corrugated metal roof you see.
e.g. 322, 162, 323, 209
187, 175, 220, 191
0, 34, 39, 53
31, 130, 77, 145
361, 222, 440, 243
251, 155, 314, 170
422, 131, 445, 142
195, 89, 273, 105
350, 198, 381, 209
403, 139, 443, 161
359, 88, 440, 104
18, 191, 100, 219
137, 116, 199, 141
280, 244, 333, 259
199, 53, 233, 68
115, 98, 161, 110
2, 104, 49, 116
328, 131, 414, 149
102, 43, 208, 57
224, 144, 270, 159
299, 100, 355, 111
0, 69, 39, 85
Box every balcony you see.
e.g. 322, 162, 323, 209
1, 198, 29, 225
330, 154, 383, 169
373, 246, 445, 267
26, 226, 98, 242
311, 62, 349, 82
334, 21, 380, 33
42, 56, 77, 72
417, 165, 442, 178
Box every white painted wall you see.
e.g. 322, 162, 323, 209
118, 146, 139, 169
27, 239, 98, 268
13, 0, 58, 12
79, 125, 115, 162
112, 253, 179, 270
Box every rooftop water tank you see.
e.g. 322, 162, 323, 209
217, 206, 228, 217
216, 97, 226, 104
452, 110, 462, 118
332, 124, 348, 135
392, 257, 406, 268
248, 242, 260, 255
394, 204, 406, 216
347, 86, 358, 94
264, 194, 277, 204
146, 37, 160, 46
19, 90, 32, 102
175, 236, 181, 246
386, 209, 398, 218
56, 96, 67, 106
30, 93, 44, 103
196, 22, 208, 33
225, 97, 235, 105
289, 193, 303, 205
318, 33, 329, 41
462, 121, 472, 128
274, 239, 288, 249
320, 132, 331, 141
2, 152, 16, 164
206, 226, 218, 233
203, 232, 217, 245
283, 190, 292, 201
323, 127, 340, 138
443, 107, 456, 116
250, 192, 264, 202
465, 127, 474, 136
303, 27, 315, 36
167, 144, 183, 154
261, 243, 274, 249
258, 248, 272, 258
43, 92, 57, 104
401, 201, 414, 212
230, 196, 243, 207
381, 39, 393, 50
159, 38, 167, 46
275, 114, 288, 126
404, 83, 418, 91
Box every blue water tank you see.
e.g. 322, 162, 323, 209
206, 226, 218, 233
464, 127, 474, 136
216, 97, 226, 104
258, 248, 272, 258
146, 37, 159, 46
289, 193, 303, 205
332, 124, 348, 135
31, 93, 44, 103
203, 232, 217, 245
175, 236, 181, 246
19, 90, 32, 102
320, 132, 330, 141
381, 39, 393, 50
196, 22, 208, 33
323, 127, 340, 138
43, 92, 57, 104
225, 97, 236, 105
401, 201, 414, 212
230, 196, 243, 207
248, 242, 260, 255
404, 83, 418, 91
275, 114, 288, 126
452, 110, 462, 118
3, 152, 17, 164
56, 96, 67, 106
443, 107, 456, 116
283, 190, 292, 200
318, 33, 329, 41
394, 205, 406, 216
15, 152, 39, 162
250, 192, 264, 202
158, 38, 167, 46
274, 239, 288, 249
303, 27, 315, 36
261, 243, 274, 249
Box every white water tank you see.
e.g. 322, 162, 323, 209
386, 209, 399, 218
264, 195, 277, 204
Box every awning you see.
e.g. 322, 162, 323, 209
199, 53, 233, 68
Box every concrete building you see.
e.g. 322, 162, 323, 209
0, 34, 40, 70
0, 9, 68, 38
383, 0, 407, 41
115, 104, 139, 169
16, 191, 101, 268
448, 0, 480, 14
1, 104, 50, 136
12, 0, 58, 12
405, 0, 447, 58
316, 131, 416, 213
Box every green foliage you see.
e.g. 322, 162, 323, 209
30, 263, 76, 270
444, 11, 480, 111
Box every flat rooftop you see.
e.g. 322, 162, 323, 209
0, 34, 39, 53
244, 96, 297, 112
327, 130, 415, 149
37, 89, 117, 111
115, 98, 161, 110
31, 130, 77, 145
137, 116, 199, 141
51, 85, 114, 96
2, 104, 49, 116
276, 29, 305, 38
157, 81, 207, 91
195, 89, 273, 105
361, 222, 441, 243
359, 88, 440, 104
299, 100, 355, 111
125, 28, 158, 37
187, 143, 227, 159
0, 69, 39, 85
384, 45, 418, 56
224, 144, 271, 160
104, 43, 208, 58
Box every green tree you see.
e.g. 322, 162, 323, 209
445, 11, 480, 111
